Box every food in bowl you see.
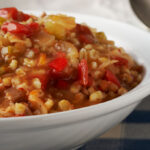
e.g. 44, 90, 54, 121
0, 7, 143, 117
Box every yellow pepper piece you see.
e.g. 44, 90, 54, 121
44, 14, 76, 39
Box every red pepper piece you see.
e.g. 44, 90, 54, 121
0, 7, 31, 21
17, 12, 30, 21
76, 24, 92, 35
0, 7, 18, 20
105, 70, 120, 87
27, 22, 39, 32
78, 34, 95, 44
1, 22, 39, 37
49, 57, 68, 72
26, 22, 39, 36
114, 57, 128, 66
56, 80, 68, 89
78, 59, 89, 86
76, 24, 95, 44
1, 22, 30, 35
22, 13, 30, 21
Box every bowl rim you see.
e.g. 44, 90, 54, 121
0, 11, 150, 124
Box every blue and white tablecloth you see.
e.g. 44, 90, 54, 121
79, 95, 150, 150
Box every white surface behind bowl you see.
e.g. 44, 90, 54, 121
0, 12, 150, 150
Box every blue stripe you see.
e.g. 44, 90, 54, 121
123, 110, 150, 123
78, 139, 150, 150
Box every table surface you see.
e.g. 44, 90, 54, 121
0, 0, 150, 150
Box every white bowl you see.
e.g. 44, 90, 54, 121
0, 11, 150, 150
